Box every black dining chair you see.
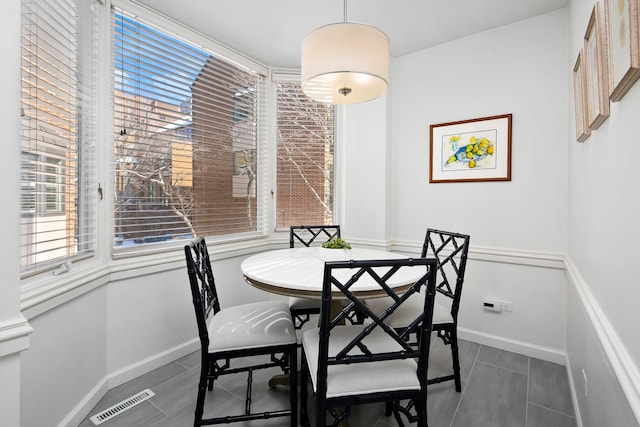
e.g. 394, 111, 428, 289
288, 225, 341, 329
367, 228, 470, 392
422, 229, 470, 392
300, 257, 438, 427
184, 237, 298, 426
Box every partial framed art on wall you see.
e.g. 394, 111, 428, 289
573, 49, 591, 142
606, 0, 640, 101
584, 1, 610, 129
429, 114, 512, 183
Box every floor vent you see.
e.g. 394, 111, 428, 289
90, 389, 155, 425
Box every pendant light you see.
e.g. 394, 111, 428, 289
301, 0, 389, 104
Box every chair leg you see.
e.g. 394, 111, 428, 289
315, 399, 326, 427
385, 401, 393, 417
416, 397, 428, 427
289, 347, 298, 427
207, 360, 215, 391
194, 372, 207, 427
312, 348, 327, 427
300, 350, 309, 426
450, 328, 462, 392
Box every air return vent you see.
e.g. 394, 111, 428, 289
90, 389, 155, 425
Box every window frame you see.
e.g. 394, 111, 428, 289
19, 0, 100, 278
109, 0, 272, 259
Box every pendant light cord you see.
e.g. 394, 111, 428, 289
343, 0, 348, 22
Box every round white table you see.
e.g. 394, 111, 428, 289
241, 246, 425, 303
241, 246, 426, 401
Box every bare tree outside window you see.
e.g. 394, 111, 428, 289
113, 11, 260, 247
114, 93, 196, 243
276, 81, 335, 228
113, 13, 332, 247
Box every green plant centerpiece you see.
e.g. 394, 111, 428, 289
321, 236, 351, 249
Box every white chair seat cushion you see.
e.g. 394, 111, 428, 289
302, 325, 419, 399
366, 292, 453, 327
289, 296, 321, 310
208, 301, 297, 352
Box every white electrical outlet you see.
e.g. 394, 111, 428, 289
582, 368, 588, 397
500, 300, 513, 312
483, 298, 502, 312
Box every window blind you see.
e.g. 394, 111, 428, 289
113, 9, 263, 248
20, 0, 98, 275
276, 81, 335, 228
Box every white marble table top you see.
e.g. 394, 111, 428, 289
241, 247, 426, 299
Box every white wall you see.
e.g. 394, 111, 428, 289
104, 255, 283, 379
20, 288, 107, 427
344, 10, 571, 361
567, 277, 638, 426
106, 268, 193, 377
0, 1, 29, 426
105, 254, 287, 382
388, 9, 569, 251
566, 0, 640, 425
341, 95, 390, 244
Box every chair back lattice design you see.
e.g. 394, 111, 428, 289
184, 238, 221, 350
315, 258, 437, 425
290, 225, 341, 248
421, 229, 470, 321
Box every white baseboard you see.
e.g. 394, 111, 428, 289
57, 378, 109, 427
58, 338, 199, 427
458, 327, 566, 365
105, 338, 199, 389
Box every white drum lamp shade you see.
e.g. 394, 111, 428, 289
301, 22, 389, 104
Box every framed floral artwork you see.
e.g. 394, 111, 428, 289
606, 0, 640, 101
429, 114, 512, 183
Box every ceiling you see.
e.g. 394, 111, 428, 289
134, 0, 569, 69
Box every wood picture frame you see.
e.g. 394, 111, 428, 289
429, 114, 512, 183
573, 49, 591, 142
606, 0, 640, 101
585, 1, 610, 129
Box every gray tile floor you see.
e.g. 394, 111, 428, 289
80, 337, 577, 427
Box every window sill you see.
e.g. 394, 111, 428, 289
20, 260, 111, 319
20, 233, 284, 319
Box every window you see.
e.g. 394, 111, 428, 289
276, 80, 336, 227
21, 154, 65, 215
20, 0, 98, 275
113, 9, 264, 248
